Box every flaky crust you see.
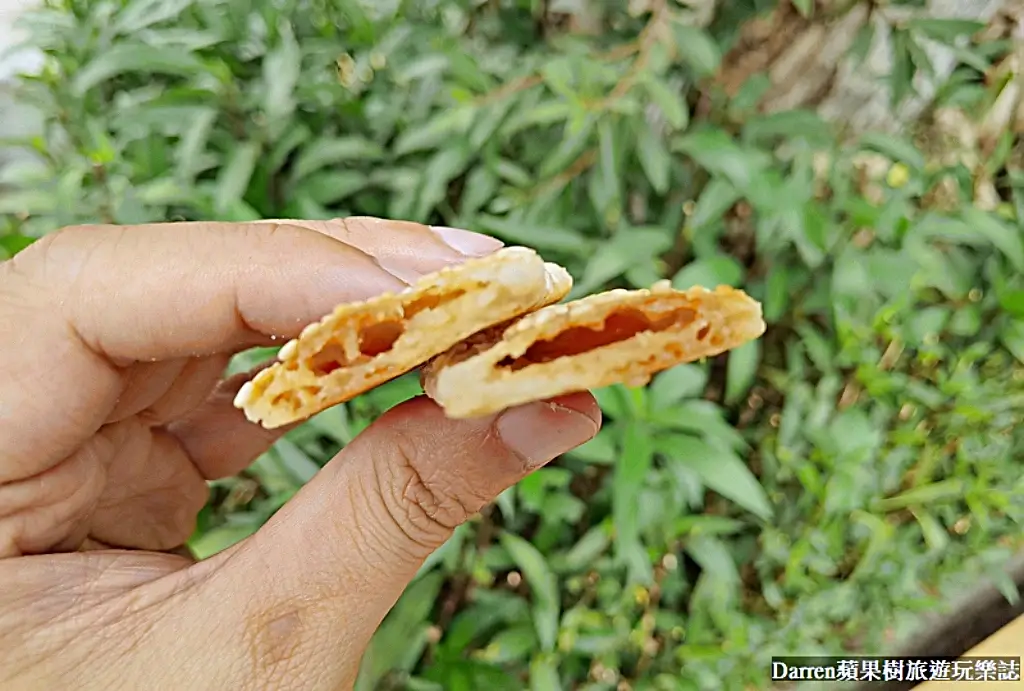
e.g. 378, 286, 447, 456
421, 281, 765, 418
234, 247, 572, 428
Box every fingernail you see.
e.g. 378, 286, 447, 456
430, 226, 504, 256
496, 395, 600, 468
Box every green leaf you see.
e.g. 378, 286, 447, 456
674, 128, 767, 191
641, 77, 688, 130
742, 110, 833, 146
889, 29, 915, 108
0, 233, 35, 257
215, 142, 261, 213
959, 207, 1024, 271
538, 115, 596, 178
910, 213, 1024, 268
72, 44, 204, 95
501, 99, 575, 138
499, 532, 560, 653
291, 137, 385, 182
992, 571, 1022, 608
675, 515, 747, 539
593, 118, 621, 212
649, 365, 707, 409
540, 57, 576, 100
1000, 290, 1024, 319
136, 27, 224, 51
858, 131, 925, 171
266, 124, 312, 174
357, 572, 446, 690
873, 479, 966, 512
559, 524, 612, 572
574, 227, 672, 296
657, 434, 772, 520
262, 21, 302, 129
848, 21, 876, 67
394, 106, 475, 156
636, 120, 671, 194
475, 215, 588, 253
486, 625, 537, 663
134, 178, 192, 205
909, 18, 984, 43
763, 263, 792, 323
671, 255, 744, 290
1001, 319, 1024, 364
671, 22, 722, 77
905, 29, 935, 78
175, 107, 217, 181
685, 534, 741, 585
688, 178, 739, 230
529, 654, 562, 691
791, 0, 813, 18
416, 146, 472, 221
725, 340, 760, 405
614, 423, 655, 582
0, 189, 58, 215
914, 510, 950, 552
301, 170, 368, 205
271, 438, 320, 484
113, 0, 194, 33
187, 521, 260, 559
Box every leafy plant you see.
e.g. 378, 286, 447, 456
2, 0, 1022, 689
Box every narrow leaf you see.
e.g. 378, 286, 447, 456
725, 339, 760, 405
909, 18, 984, 43
859, 131, 925, 171
475, 214, 588, 253
614, 424, 654, 567
636, 119, 671, 193
529, 654, 562, 691
215, 142, 260, 213
649, 365, 707, 408
574, 228, 672, 296
262, 21, 302, 128
114, 0, 194, 33
73, 44, 204, 95
642, 77, 688, 130
291, 137, 385, 182
394, 106, 475, 156
671, 22, 722, 77
672, 255, 744, 290
500, 532, 560, 653
959, 207, 1024, 271
657, 434, 772, 520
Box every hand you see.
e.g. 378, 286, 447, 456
0, 219, 601, 690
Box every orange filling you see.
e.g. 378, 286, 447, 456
308, 287, 468, 376
499, 306, 697, 370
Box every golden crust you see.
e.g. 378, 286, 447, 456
234, 246, 572, 428
421, 280, 766, 418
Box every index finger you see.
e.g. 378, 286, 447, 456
0, 219, 495, 476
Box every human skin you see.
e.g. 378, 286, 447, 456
0, 218, 601, 690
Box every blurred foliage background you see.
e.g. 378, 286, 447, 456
1, 0, 1023, 689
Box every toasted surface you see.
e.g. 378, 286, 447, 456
422, 281, 766, 418
234, 246, 572, 428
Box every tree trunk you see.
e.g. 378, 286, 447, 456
717, 0, 1013, 135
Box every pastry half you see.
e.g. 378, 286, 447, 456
234, 246, 572, 428
422, 281, 766, 418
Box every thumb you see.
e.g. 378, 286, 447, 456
196, 393, 600, 688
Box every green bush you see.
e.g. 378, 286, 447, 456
2, 1, 1022, 689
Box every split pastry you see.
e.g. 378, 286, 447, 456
421, 281, 765, 418
234, 246, 572, 428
